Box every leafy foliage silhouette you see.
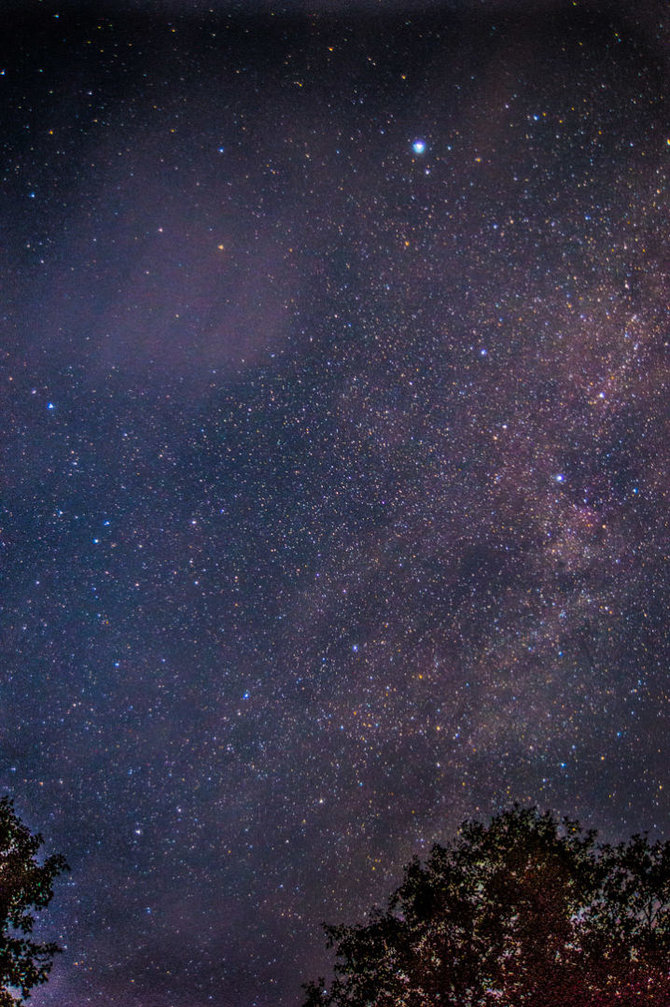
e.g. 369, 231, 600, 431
304, 806, 670, 1006
0, 797, 69, 1006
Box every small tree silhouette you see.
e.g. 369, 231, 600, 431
0, 797, 69, 1006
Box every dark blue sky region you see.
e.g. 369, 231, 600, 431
1, 2, 668, 1004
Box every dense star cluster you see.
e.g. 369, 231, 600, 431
0, 1, 667, 1005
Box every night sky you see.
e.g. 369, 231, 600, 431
1, 0, 668, 1004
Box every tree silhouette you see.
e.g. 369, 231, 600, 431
304, 806, 670, 1006
0, 797, 69, 1006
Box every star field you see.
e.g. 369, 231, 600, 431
0, 2, 668, 1005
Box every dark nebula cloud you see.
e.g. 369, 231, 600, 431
1, 1, 668, 1005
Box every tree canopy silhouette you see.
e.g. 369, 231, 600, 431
303, 806, 670, 1007
0, 797, 69, 1007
